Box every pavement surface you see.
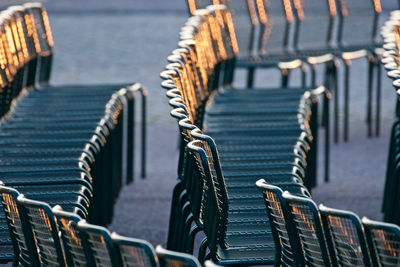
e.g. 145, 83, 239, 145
1, 0, 399, 258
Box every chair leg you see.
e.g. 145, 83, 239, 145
375, 55, 382, 136
281, 68, 290, 88
186, 225, 202, 254
247, 67, 255, 88
324, 91, 331, 183
367, 55, 374, 138
198, 238, 208, 264
301, 64, 308, 88
344, 59, 351, 142
333, 60, 339, 144
141, 89, 147, 178
311, 64, 317, 88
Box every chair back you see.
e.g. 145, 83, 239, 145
283, 192, 331, 266
112, 233, 159, 267
0, 185, 40, 265
319, 204, 372, 267
24, 3, 53, 84
362, 217, 400, 267
336, 0, 382, 47
17, 196, 66, 266
292, 0, 337, 50
258, 0, 294, 55
156, 245, 201, 267
256, 179, 304, 266
52, 206, 94, 266
76, 220, 121, 266
187, 138, 229, 258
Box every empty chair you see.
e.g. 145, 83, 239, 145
52, 206, 94, 266
256, 179, 308, 267
0, 184, 40, 265
362, 217, 400, 267
112, 232, 159, 267
76, 220, 120, 266
283, 192, 331, 266
319, 204, 372, 267
17, 196, 66, 266
156, 245, 201, 267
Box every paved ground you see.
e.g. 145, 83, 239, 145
2, 0, 399, 255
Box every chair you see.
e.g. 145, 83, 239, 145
0, 184, 40, 265
319, 204, 372, 267
76, 220, 121, 266
256, 179, 308, 267
335, 0, 383, 139
52, 206, 94, 266
362, 217, 400, 267
112, 232, 159, 267
283, 192, 331, 266
156, 245, 201, 267
17, 196, 66, 266
162, 7, 326, 264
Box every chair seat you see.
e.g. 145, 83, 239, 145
215, 245, 275, 265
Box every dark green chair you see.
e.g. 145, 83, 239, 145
112, 233, 159, 267
17, 196, 66, 266
76, 220, 121, 266
256, 179, 309, 267
283, 193, 332, 266
319, 204, 372, 267
156, 245, 201, 267
52, 206, 94, 266
362, 217, 400, 267
0, 184, 40, 265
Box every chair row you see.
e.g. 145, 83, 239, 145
161, 5, 328, 265
380, 10, 400, 225
257, 179, 400, 267
0, 3, 146, 262
0, 184, 209, 267
187, 0, 384, 142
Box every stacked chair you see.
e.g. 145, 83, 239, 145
381, 10, 400, 225
0, 3, 146, 262
186, 0, 384, 141
0, 185, 204, 266
161, 5, 330, 265
161, 3, 400, 266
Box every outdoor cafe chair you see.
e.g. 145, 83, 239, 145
283, 192, 332, 266
362, 217, 400, 267
17, 195, 67, 266
319, 204, 372, 267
